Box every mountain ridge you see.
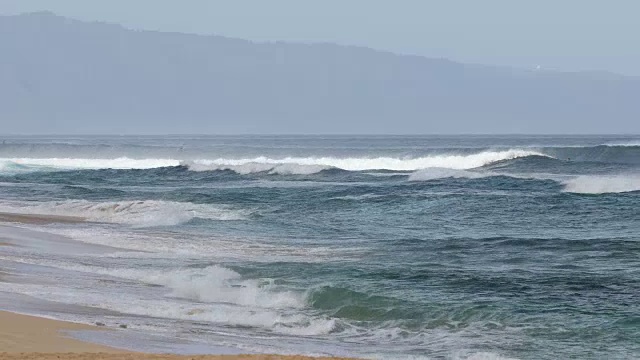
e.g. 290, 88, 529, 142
1, 12, 638, 134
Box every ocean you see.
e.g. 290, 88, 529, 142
0, 135, 638, 359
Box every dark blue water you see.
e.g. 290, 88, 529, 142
0, 135, 638, 359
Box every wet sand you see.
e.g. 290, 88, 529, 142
0, 312, 356, 360
0, 311, 121, 353
0, 356, 356, 360
0, 212, 86, 225
0, 355, 355, 360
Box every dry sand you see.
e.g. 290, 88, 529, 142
0, 311, 357, 360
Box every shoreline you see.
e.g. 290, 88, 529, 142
0, 311, 122, 353
0, 216, 359, 360
0, 311, 357, 360
0, 212, 87, 225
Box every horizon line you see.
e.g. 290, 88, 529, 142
2, 133, 639, 137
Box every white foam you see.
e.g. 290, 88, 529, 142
0, 157, 179, 170
0, 161, 14, 171
62, 264, 307, 309
453, 353, 518, 360
141, 266, 306, 309
332, 194, 386, 201
380, 353, 516, 360
601, 141, 640, 147
184, 161, 330, 175
0, 256, 335, 335
0, 150, 544, 174
0, 160, 33, 174
562, 175, 640, 194
408, 168, 492, 181
0, 277, 336, 336
0, 199, 246, 226
117, 299, 337, 336
0, 255, 304, 310
186, 150, 544, 172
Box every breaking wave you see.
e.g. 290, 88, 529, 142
184, 151, 545, 172
0, 150, 546, 175
183, 160, 331, 175
0, 199, 246, 226
51, 263, 308, 310
0, 157, 179, 170
0, 256, 337, 336
601, 142, 640, 147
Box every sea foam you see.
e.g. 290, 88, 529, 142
562, 175, 640, 194
184, 161, 331, 175
184, 150, 544, 173
70, 264, 307, 310
0, 256, 335, 335
0, 149, 544, 174
408, 168, 492, 181
0, 199, 246, 226
0, 157, 179, 170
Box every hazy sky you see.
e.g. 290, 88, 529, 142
2, 0, 639, 76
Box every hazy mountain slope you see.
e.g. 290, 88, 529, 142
1, 12, 638, 134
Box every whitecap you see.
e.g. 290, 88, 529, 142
186, 150, 546, 172
0, 150, 546, 174
184, 161, 330, 175
0, 157, 179, 170
562, 175, 640, 194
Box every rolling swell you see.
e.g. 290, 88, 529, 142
0, 149, 544, 174
543, 145, 640, 165
1, 145, 638, 179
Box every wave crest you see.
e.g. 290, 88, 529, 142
0, 157, 179, 170
102, 265, 335, 335
183, 160, 331, 175
3, 258, 337, 336
185, 150, 544, 173
0, 150, 546, 174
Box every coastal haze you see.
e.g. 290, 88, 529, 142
4, 0, 640, 76
1, 12, 639, 134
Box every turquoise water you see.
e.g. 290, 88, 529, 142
0, 135, 638, 359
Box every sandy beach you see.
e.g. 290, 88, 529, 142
0, 311, 120, 353
0, 212, 86, 225
0, 311, 356, 359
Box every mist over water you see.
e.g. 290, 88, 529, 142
0, 135, 639, 359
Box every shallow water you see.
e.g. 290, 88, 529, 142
0, 135, 639, 359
